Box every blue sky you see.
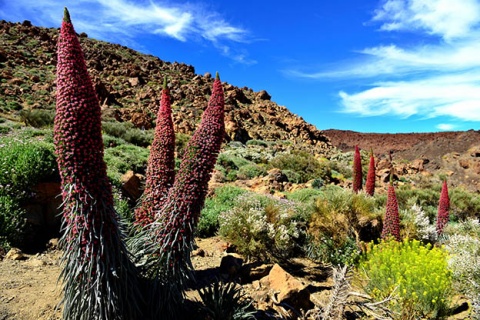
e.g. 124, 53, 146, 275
2, 0, 480, 133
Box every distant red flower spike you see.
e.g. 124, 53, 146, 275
135, 77, 175, 226
352, 145, 363, 193
155, 72, 225, 276
381, 180, 401, 241
436, 180, 450, 235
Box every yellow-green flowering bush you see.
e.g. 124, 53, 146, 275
358, 239, 452, 319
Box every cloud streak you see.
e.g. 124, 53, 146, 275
287, 0, 480, 127
0, 0, 252, 63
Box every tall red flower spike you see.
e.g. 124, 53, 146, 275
54, 8, 140, 320
155, 72, 225, 280
365, 149, 376, 196
135, 77, 175, 226
381, 178, 401, 241
352, 145, 363, 193
436, 180, 450, 235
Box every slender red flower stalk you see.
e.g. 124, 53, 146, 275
154, 72, 225, 279
352, 145, 363, 193
436, 180, 450, 235
135, 77, 175, 226
365, 149, 375, 196
381, 177, 401, 241
54, 8, 140, 319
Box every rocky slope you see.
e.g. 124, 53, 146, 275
0, 20, 330, 154
324, 129, 480, 191
1, 20, 479, 190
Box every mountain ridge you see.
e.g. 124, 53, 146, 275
0, 20, 331, 154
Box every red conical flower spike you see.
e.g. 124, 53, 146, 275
54, 8, 140, 319
155, 72, 225, 279
365, 149, 376, 196
135, 77, 176, 226
381, 177, 401, 241
436, 180, 450, 235
352, 145, 363, 193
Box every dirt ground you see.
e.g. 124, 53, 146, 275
0, 237, 472, 320
0, 237, 239, 320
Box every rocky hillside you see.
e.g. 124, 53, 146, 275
0, 20, 331, 154
324, 129, 480, 191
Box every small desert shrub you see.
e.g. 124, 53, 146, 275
219, 193, 306, 261
0, 138, 57, 249
400, 202, 437, 241
0, 126, 11, 134
449, 187, 480, 220
102, 121, 129, 138
306, 186, 382, 264
123, 127, 153, 147
0, 138, 57, 195
103, 134, 126, 148
0, 195, 27, 250
20, 109, 55, 128
102, 121, 153, 147
268, 150, 332, 183
306, 235, 360, 266
395, 185, 439, 221
286, 188, 323, 203
197, 186, 247, 238
246, 139, 268, 147
442, 228, 480, 315
236, 163, 267, 180
216, 153, 252, 181
281, 169, 301, 183
358, 239, 452, 319
198, 280, 255, 320
104, 144, 149, 185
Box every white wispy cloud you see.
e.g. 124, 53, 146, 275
436, 123, 456, 131
288, 0, 480, 126
372, 0, 480, 41
0, 0, 252, 63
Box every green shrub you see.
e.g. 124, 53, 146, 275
103, 134, 126, 148
216, 153, 252, 181
268, 150, 331, 183
236, 163, 267, 180
306, 185, 382, 262
197, 186, 247, 238
104, 144, 149, 186
0, 138, 57, 250
358, 239, 452, 319
0, 138, 57, 195
282, 169, 301, 183
123, 127, 153, 147
0, 126, 11, 134
286, 188, 323, 203
102, 121, 153, 147
306, 235, 360, 266
102, 121, 130, 138
0, 195, 27, 250
246, 139, 268, 147
219, 193, 306, 261
20, 109, 55, 128
395, 185, 439, 221
449, 187, 480, 220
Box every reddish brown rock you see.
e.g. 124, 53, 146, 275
261, 264, 312, 311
